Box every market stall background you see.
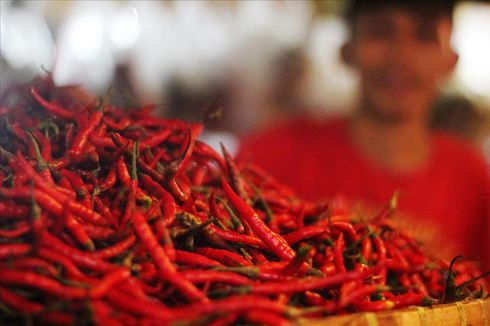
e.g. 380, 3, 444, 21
1, 0, 489, 158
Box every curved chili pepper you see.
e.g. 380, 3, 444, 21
131, 209, 208, 303
173, 250, 223, 268
0, 286, 43, 314
391, 293, 435, 308
0, 243, 31, 259
41, 232, 115, 273
154, 218, 176, 261
2, 257, 58, 278
141, 174, 176, 226
31, 86, 76, 119
88, 235, 136, 260
281, 245, 312, 276
103, 115, 130, 130
0, 221, 30, 238
140, 129, 172, 149
208, 224, 266, 249
38, 248, 86, 279
91, 300, 124, 326
0, 201, 30, 219
248, 263, 384, 295
340, 285, 390, 308
16, 154, 109, 226
221, 177, 295, 261
171, 295, 288, 321
98, 164, 117, 192
106, 289, 171, 320
181, 270, 252, 285
372, 233, 387, 284
245, 310, 291, 326
0, 269, 87, 299
283, 226, 329, 245
221, 144, 250, 203
196, 247, 251, 267
333, 233, 346, 274
89, 268, 131, 299
68, 105, 104, 157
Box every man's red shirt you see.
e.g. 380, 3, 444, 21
237, 116, 490, 268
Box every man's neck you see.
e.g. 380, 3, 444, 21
349, 112, 432, 174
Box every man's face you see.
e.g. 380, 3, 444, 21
347, 9, 456, 123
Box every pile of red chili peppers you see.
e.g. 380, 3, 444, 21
0, 80, 488, 325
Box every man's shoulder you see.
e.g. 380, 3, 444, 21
433, 131, 489, 175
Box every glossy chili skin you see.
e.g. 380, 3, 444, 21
221, 177, 295, 261
0, 80, 487, 325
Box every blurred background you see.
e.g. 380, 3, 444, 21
1, 0, 489, 159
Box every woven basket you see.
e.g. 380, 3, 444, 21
299, 298, 490, 326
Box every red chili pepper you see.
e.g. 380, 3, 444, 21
340, 284, 389, 308
91, 300, 124, 326
0, 243, 31, 259
0, 286, 43, 314
116, 156, 131, 187
68, 106, 104, 157
355, 299, 395, 312
140, 129, 172, 149
173, 250, 224, 268
106, 289, 171, 320
181, 270, 252, 285
103, 115, 130, 130
38, 248, 86, 279
248, 263, 383, 295
2, 257, 58, 277
141, 174, 176, 226
171, 295, 288, 321
0, 201, 30, 219
16, 154, 109, 226
391, 293, 435, 308
221, 144, 250, 203
208, 224, 266, 249
148, 148, 171, 168
31, 86, 76, 119
0, 220, 30, 238
361, 235, 372, 264
194, 140, 226, 171
154, 218, 176, 261
37, 311, 74, 325
283, 226, 329, 245
131, 209, 208, 303
0, 269, 87, 299
89, 235, 135, 260
64, 207, 95, 251
209, 191, 233, 229
320, 262, 337, 276
93, 196, 118, 227
372, 233, 387, 284
334, 233, 346, 274
281, 245, 312, 276
411, 273, 429, 296
89, 268, 131, 299
304, 290, 325, 306
196, 247, 252, 267
41, 232, 115, 272
245, 310, 291, 326
221, 177, 295, 261
99, 165, 117, 192
32, 129, 52, 161
90, 134, 116, 148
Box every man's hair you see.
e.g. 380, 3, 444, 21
345, 0, 456, 26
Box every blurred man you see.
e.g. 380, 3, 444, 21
237, 1, 490, 269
